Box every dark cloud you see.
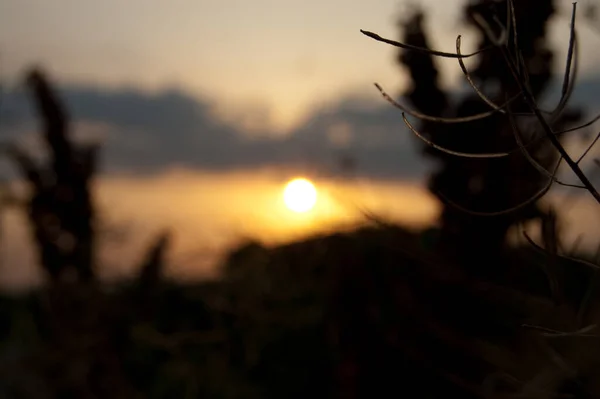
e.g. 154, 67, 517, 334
2, 75, 599, 182
0, 82, 430, 181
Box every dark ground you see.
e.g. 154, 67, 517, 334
1, 223, 599, 398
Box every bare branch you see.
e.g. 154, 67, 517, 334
549, 3, 579, 122
506, 105, 585, 188
402, 113, 509, 158
368, 0, 599, 214
561, 4, 577, 102
456, 35, 507, 113
457, 43, 552, 118
455, 35, 554, 118
516, 49, 533, 93
500, 42, 600, 204
360, 29, 492, 59
576, 130, 600, 164
374, 82, 517, 123
471, 12, 507, 46
436, 176, 553, 217
557, 111, 600, 136
399, 104, 587, 175
436, 147, 567, 217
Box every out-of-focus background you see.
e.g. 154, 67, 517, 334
1, 0, 599, 290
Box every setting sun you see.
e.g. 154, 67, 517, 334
283, 178, 318, 213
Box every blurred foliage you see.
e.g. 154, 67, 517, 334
396, 0, 582, 261
6, 69, 97, 282
1, 225, 600, 397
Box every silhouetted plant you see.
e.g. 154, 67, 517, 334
7, 69, 98, 282
362, 0, 600, 263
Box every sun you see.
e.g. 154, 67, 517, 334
283, 178, 317, 213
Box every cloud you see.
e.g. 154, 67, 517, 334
0, 80, 431, 181
2, 74, 599, 182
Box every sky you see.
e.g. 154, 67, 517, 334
2, 0, 600, 133
1, 0, 600, 181
0, 0, 448, 132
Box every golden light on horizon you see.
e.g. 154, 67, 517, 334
283, 178, 318, 213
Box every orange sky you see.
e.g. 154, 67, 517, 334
0, 170, 440, 291
1, 169, 599, 292
1, 0, 599, 133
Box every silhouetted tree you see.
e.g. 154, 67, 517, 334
396, 0, 581, 262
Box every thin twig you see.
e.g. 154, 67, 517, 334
550, 4, 579, 123
556, 111, 600, 136
472, 12, 507, 46
437, 176, 553, 217
438, 147, 565, 218
456, 35, 508, 113
506, 104, 585, 189
425, 1, 577, 134
501, 47, 600, 203
402, 113, 509, 158
576, 130, 600, 164
561, 4, 577, 103
374, 82, 517, 123
399, 101, 583, 188
401, 110, 587, 190
496, 2, 600, 202
400, 109, 583, 168
360, 29, 492, 58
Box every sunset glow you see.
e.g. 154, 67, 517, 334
283, 178, 318, 213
